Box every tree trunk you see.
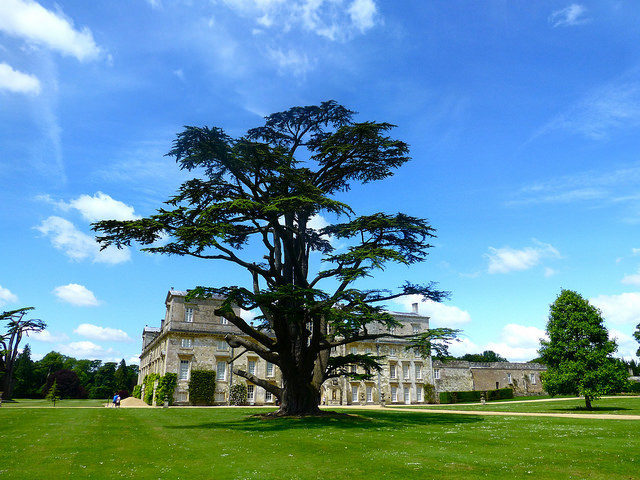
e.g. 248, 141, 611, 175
585, 396, 592, 410
1, 366, 14, 400
278, 377, 322, 416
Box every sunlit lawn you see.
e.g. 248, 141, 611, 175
2, 398, 107, 408
1, 402, 638, 479
393, 396, 640, 415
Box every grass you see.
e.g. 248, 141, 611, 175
394, 396, 640, 415
1, 402, 639, 479
1, 398, 107, 408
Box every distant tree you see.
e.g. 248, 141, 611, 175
93, 101, 458, 416
43, 369, 87, 399
45, 379, 60, 406
90, 362, 117, 399
114, 359, 129, 392
459, 350, 507, 363
12, 344, 36, 398
527, 356, 546, 365
634, 323, 640, 358
33, 352, 76, 395
0, 308, 46, 399
72, 359, 102, 393
539, 289, 628, 409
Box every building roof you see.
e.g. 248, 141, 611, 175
433, 360, 546, 370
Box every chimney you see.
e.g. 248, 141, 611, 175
411, 302, 419, 314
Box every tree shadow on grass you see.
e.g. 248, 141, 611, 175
164, 409, 483, 433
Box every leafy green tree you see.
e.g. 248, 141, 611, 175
12, 344, 36, 398
90, 362, 117, 399
459, 350, 507, 363
34, 352, 75, 395
634, 323, 640, 358
45, 379, 60, 406
539, 289, 628, 409
93, 101, 458, 416
114, 359, 130, 392
72, 359, 102, 393
0, 308, 46, 399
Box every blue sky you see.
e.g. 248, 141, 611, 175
1, 0, 640, 364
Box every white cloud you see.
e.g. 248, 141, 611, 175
621, 271, 640, 286
40, 192, 140, 222
128, 355, 140, 365
549, 4, 589, 27
0, 285, 19, 306
57, 341, 116, 360
544, 267, 557, 277
0, 62, 40, 95
35, 216, 131, 264
28, 329, 69, 343
500, 323, 547, 349
486, 240, 560, 274
0, 0, 101, 61
348, 0, 377, 32
146, 0, 162, 8
266, 47, 312, 76
590, 292, 640, 326
447, 337, 480, 358
392, 295, 471, 327
53, 283, 100, 307
609, 328, 639, 359
74, 323, 132, 342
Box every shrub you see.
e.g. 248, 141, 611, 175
423, 383, 437, 404
229, 383, 247, 405
188, 370, 217, 405
439, 387, 514, 404
132, 385, 142, 399
143, 373, 160, 405
156, 373, 178, 405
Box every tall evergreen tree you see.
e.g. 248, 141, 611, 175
93, 101, 458, 415
12, 344, 36, 398
114, 359, 130, 392
539, 289, 628, 409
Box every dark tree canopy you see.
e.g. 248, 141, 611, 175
93, 101, 458, 415
43, 369, 87, 399
0, 307, 46, 399
538, 289, 628, 409
634, 323, 640, 358
458, 350, 507, 363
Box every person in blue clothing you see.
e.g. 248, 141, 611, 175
112, 393, 120, 408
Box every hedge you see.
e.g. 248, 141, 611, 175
439, 387, 513, 404
156, 373, 178, 405
143, 373, 160, 405
188, 370, 217, 405
132, 385, 142, 399
229, 383, 247, 405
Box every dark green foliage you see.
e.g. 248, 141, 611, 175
92, 101, 458, 415
439, 388, 513, 404
45, 379, 60, 406
626, 381, 640, 393
43, 370, 87, 399
539, 289, 629, 409
229, 383, 247, 406
634, 323, 640, 357
188, 370, 217, 405
156, 373, 178, 405
423, 383, 437, 404
12, 344, 36, 397
89, 362, 117, 399
132, 385, 142, 398
459, 350, 508, 363
143, 373, 160, 405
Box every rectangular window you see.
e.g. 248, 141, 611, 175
365, 347, 372, 354
184, 307, 194, 323
247, 384, 255, 403
434, 368, 440, 380
391, 386, 398, 403
179, 360, 190, 380
181, 338, 192, 349
350, 346, 357, 355
216, 361, 226, 381
416, 386, 423, 402
507, 373, 512, 384
352, 385, 358, 403
389, 347, 396, 356
366, 386, 373, 403
530, 373, 536, 385
220, 317, 228, 325
403, 363, 410, 380
415, 364, 423, 379
215, 391, 225, 402
390, 364, 396, 379
412, 324, 420, 334
404, 387, 410, 404
265, 390, 273, 403
266, 362, 274, 377
217, 339, 228, 351
248, 360, 256, 375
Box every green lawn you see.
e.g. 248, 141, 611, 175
1, 398, 107, 408
394, 396, 640, 415
1, 403, 639, 479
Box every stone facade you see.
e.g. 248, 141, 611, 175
432, 360, 546, 396
139, 290, 433, 405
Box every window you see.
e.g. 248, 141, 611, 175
412, 324, 420, 334
434, 368, 440, 380
415, 364, 423, 379
179, 360, 190, 380
218, 339, 229, 351
389, 347, 396, 356
390, 364, 397, 379
184, 307, 194, 323
248, 360, 256, 375
332, 389, 337, 401
366, 386, 373, 403
352, 385, 358, 403
350, 346, 357, 355
530, 373, 536, 385
403, 363, 410, 380
365, 347, 372, 354
507, 373, 512, 384
216, 361, 227, 381
247, 384, 255, 403
404, 387, 410, 404
391, 386, 398, 402
265, 390, 273, 403
181, 338, 193, 349
416, 386, 423, 402
220, 317, 228, 325
266, 362, 274, 377
215, 391, 225, 402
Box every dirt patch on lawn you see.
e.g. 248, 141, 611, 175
118, 397, 150, 408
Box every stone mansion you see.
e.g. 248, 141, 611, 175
138, 290, 545, 405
